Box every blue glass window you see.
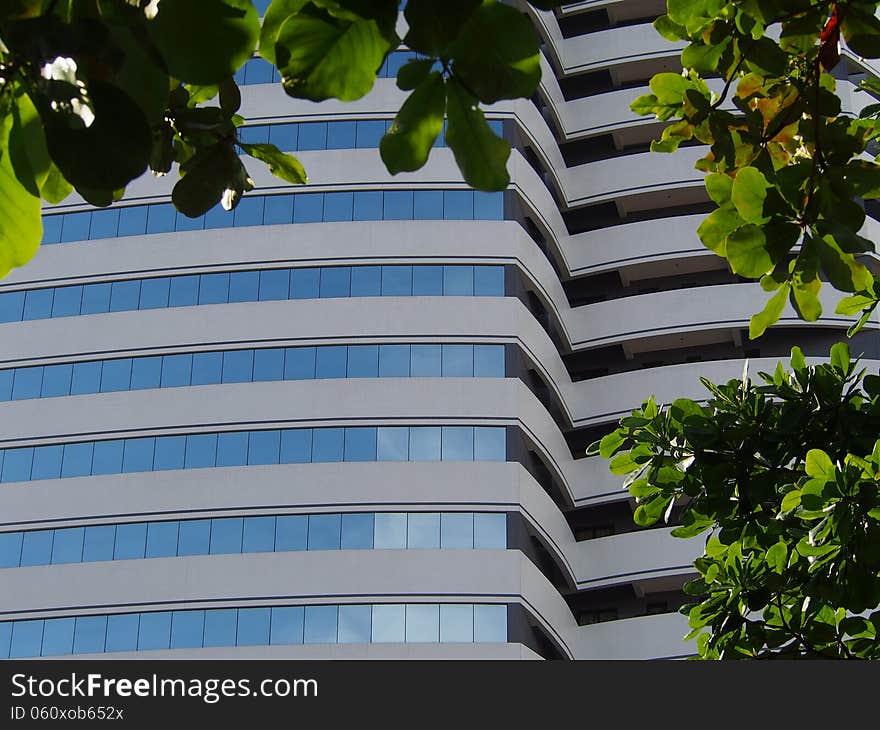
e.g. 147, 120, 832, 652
42, 618, 75, 656
0, 291, 25, 323
338, 605, 371, 643
177, 520, 211, 556
284, 347, 316, 380
443, 265, 474, 296
138, 612, 172, 650
377, 427, 408, 462
315, 346, 347, 379
326, 121, 356, 149
258, 269, 289, 301
475, 265, 505, 296
323, 192, 353, 222
304, 605, 338, 643
407, 513, 440, 549
247, 430, 280, 465
312, 428, 344, 462
353, 191, 382, 220
191, 352, 223, 385
23, 289, 53, 320
350, 266, 380, 296
82, 525, 115, 562
293, 193, 323, 223
371, 604, 405, 642
216, 431, 248, 467
12, 367, 43, 400
139, 278, 170, 309
60, 212, 91, 242
154, 435, 186, 471
2, 448, 33, 483
412, 265, 443, 295
442, 345, 473, 376
228, 271, 260, 302
383, 191, 413, 220
344, 427, 377, 461
130, 356, 162, 390
204, 203, 229, 230
175, 211, 205, 232
474, 345, 505, 377
234, 197, 264, 227
104, 615, 139, 654
414, 190, 443, 219
442, 426, 474, 461
253, 348, 284, 381
51, 527, 85, 564
270, 607, 303, 645
51, 286, 82, 317
114, 522, 147, 560
109, 280, 140, 312
70, 361, 101, 395
474, 513, 507, 549
42, 215, 63, 244
171, 610, 205, 649
409, 427, 441, 461
264, 195, 294, 225
347, 345, 378, 377
118, 206, 148, 237
0, 532, 23, 568
341, 513, 373, 550
122, 438, 154, 474
210, 517, 243, 554
410, 345, 441, 376
444, 191, 474, 220
275, 515, 307, 551
80, 283, 111, 314
10, 621, 43, 658
203, 609, 237, 648
298, 122, 327, 150
374, 513, 406, 549
319, 267, 350, 297
222, 350, 253, 383
441, 513, 473, 549
73, 616, 108, 655
146, 204, 176, 234
237, 608, 271, 646
31, 445, 63, 480
20, 530, 53, 566
184, 434, 217, 469
406, 604, 439, 642
280, 429, 312, 463
473, 604, 507, 642
290, 268, 320, 299
440, 604, 473, 642
269, 124, 298, 152
355, 121, 385, 148
475, 191, 504, 220
100, 358, 132, 392
168, 275, 199, 307
381, 265, 412, 296
474, 427, 506, 461
146, 521, 179, 558
91, 440, 124, 475
378, 345, 409, 377
243, 516, 275, 553
308, 514, 341, 550
198, 273, 230, 305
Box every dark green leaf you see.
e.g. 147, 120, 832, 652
239, 142, 307, 184
396, 58, 435, 91
403, 0, 481, 56
380, 72, 445, 174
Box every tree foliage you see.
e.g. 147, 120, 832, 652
590, 343, 880, 658
632, 0, 880, 338
0, 0, 560, 277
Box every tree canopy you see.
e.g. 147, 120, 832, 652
591, 343, 880, 659
0, 0, 561, 278
632, 0, 880, 338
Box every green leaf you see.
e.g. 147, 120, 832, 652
829, 341, 850, 373
0, 113, 42, 278
380, 72, 445, 174
649, 72, 690, 105
744, 36, 788, 75
705, 172, 733, 206
258, 0, 309, 65
835, 293, 876, 316
444, 78, 510, 191
653, 14, 688, 41
598, 430, 627, 459
696, 206, 744, 255
149, 0, 260, 85
842, 8, 880, 59
404, 0, 481, 56
780, 489, 802, 512
109, 24, 170, 124
396, 58, 435, 91
765, 541, 788, 573
172, 141, 252, 217
8, 92, 51, 198
220, 77, 242, 115
847, 160, 880, 199
790, 346, 806, 372
815, 233, 874, 293
805, 449, 835, 479
39, 81, 151, 191
681, 37, 730, 73
446, 0, 541, 103
239, 142, 307, 184
726, 224, 774, 277
276, 6, 392, 101
609, 451, 642, 476
749, 283, 790, 339
731, 166, 770, 223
